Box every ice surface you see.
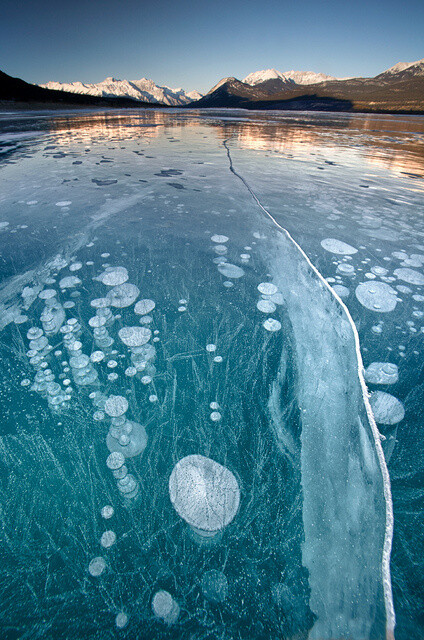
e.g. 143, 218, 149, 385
0, 108, 422, 640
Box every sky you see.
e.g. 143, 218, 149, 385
1, 0, 423, 93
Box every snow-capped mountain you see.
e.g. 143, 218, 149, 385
242, 68, 340, 86
376, 58, 424, 78
39, 77, 202, 106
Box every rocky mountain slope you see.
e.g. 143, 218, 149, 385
190, 58, 424, 113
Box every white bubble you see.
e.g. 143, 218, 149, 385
101, 505, 114, 519
263, 318, 281, 332
115, 612, 129, 629
370, 391, 405, 425
134, 299, 156, 315
394, 268, 424, 286
100, 530, 116, 549
355, 281, 398, 312
206, 343, 217, 352
211, 234, 229, 243
321, 238, 358, 255
88, 557, 106, 577
217, 263, 244, 279
257, 299, 276, 313
258, 282, 277, 295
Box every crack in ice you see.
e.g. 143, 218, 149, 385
222, 137, 395, 640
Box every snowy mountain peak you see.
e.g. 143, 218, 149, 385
380, 57, 424, 76
39, 76, 203, 106
242, 68, 339, 86
242, 69, 284, 84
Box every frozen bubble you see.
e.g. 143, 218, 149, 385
332, 284, 350, 299
90, 350, 105, 363
336, 263, 355, 275
69, 262, 82, 272
27, 327, 43, 340
201, 570, 228, 603
56, 201, 72, 207
149, 394, 158, 402
206, 343, 216, 352
141, 375, 152, 385
178, 306, 187, 312
93, 411, 105, 421
38, 288, 57, 300
107, 360, 118, 368
210, 402, 220, 410
413, 294, 424, 302
106, 451, 126, 470
115, 612, 129, 629
211, 234, 229, 243
210, 411, 222, 421
257, 299, 276, 313
63, 301, 75, 309
100, 530, 116, 549
223, 281, 234, 288
258, 282, 277, 295
101, 253, 110, 258
355, 281, 398, 312
88, 557, 106, 577
107, 283, 139, 308
217, 263, 244, 279
134, 299, 156, 315
125, 366, 137, 377
105, 395, 128, 417
371, 266, 389, 277
213, 356, 223, 363
20, 379, 31, 387
263, 318, 282, 332
99, 267, 128, 286
90, 298, 110, 308
169, 454, 240, 534
89, 315, 107, 328
101, 505, 114, 519
152, 591, 180, 624
240, 253, 250, 260
396, 285, 412, 294
321, 238, 358, 255
364, 362, 399, 385
139, 315, 153, 325
59, 276, 81, 289
179, 299, 187, 304
394, 268, 424, 286
370, 391, 405, 425
119, 326, 151, 347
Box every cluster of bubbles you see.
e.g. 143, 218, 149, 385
14, 229, 290, 633
319, 236, 424, 440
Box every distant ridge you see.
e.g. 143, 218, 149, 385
40, 77, 202, 106
0, 70, 165, 109
189, 57, 424, 113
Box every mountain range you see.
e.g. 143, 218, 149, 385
1, 58, 423, 113
190, 58, 424, 112
40, 77, 202, 106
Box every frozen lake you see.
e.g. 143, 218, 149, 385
0, 108, 423, 640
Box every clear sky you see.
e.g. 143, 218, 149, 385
1, 0, 423, 93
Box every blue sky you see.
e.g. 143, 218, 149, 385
1, 0, 423, 93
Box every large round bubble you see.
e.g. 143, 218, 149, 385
370, 391, 405, 425
169, 454, 240, 536
355, 281, 398, 312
